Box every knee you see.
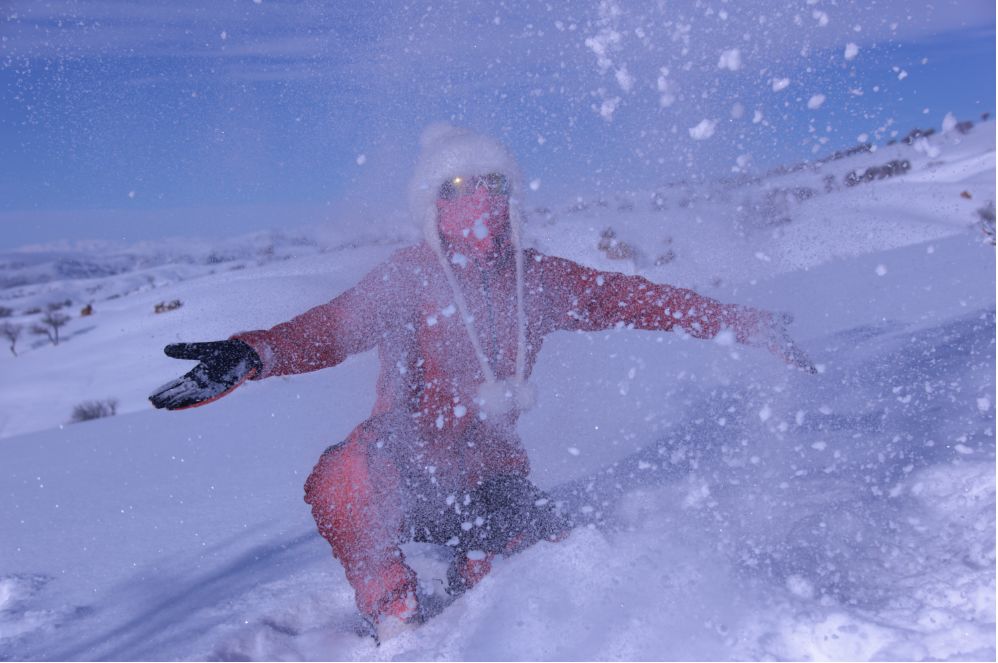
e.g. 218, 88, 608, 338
303, 433, 404, 553
305, 413, 413, 504
304, 442, 346, 508
304, 437, 376, 515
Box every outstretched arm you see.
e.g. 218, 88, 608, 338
231, 260, 401, 379
537, 254, 815, 371
150, 258, 403, 410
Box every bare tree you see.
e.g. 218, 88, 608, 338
1, 322, 22, 356
32, 310, 71, 346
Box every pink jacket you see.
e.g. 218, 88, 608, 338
235, 243, 771, 488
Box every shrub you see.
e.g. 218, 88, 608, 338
597, 227, 638, 260
154, 299, 183, 314
844, 159, 911, 187
70, 399, 118, 423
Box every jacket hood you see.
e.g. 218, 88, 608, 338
407, 123, 535, 417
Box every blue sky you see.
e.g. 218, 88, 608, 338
0, 0, 994, 249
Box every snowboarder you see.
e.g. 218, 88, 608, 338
149, 124, 815, 641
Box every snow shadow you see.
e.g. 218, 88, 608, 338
46, 528, 322, 661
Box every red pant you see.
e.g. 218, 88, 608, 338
304, 417, 568, 621
304, 429, 417, 620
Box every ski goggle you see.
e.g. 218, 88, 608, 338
438, 173, 510, 200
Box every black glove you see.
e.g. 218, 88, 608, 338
149, 340, 262, 410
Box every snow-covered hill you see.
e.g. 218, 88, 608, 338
1, 122, 993, 441
0, 122, 994, 660
0, 224, 413, 321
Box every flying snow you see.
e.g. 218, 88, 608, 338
657, 68, 676, 107
807, 94, 826, 110
688, 119, 717, 140
717, 48, 742, 71
597, 96, 621, 122
942, 112, 958, 132
615, 66, 634, 92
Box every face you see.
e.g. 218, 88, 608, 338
436, 175, 511, 261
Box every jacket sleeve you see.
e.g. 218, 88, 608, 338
537, 254, 773, 344
231, 259, 401, 379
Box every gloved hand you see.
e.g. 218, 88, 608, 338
759, 313, 817, 374
149, 340, 262, 410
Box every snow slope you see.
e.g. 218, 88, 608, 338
0, 124, 994, 660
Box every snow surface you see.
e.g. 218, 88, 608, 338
0, 124, 995, 660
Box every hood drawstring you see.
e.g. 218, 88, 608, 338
409, 123, 535, 416
425, 207, 535, 417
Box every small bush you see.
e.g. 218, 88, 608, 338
844, 159, 911, 187
154, 299, 183, 314
900, 127, 935, 145
70, 399, 119, 423
597, 227, 638, 260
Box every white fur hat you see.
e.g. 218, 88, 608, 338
407, 123, 524, 235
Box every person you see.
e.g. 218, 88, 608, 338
149, 124, 814, 640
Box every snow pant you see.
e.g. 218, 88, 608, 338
303, 417, 569, 621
